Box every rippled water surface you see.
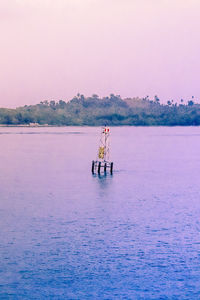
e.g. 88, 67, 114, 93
1, 126, 200, 299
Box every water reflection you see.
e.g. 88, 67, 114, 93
92, 172, 113, 180
92, 172, 113, 199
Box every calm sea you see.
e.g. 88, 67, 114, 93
0, 127, 200, 299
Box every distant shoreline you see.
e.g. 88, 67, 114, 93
0, 124, 200, 128
1, 95, 200, 126
0, 124, 55, 127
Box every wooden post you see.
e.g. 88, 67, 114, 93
91, 161, 95, 173
110, 162, 113, 174
98, 162, 101, 174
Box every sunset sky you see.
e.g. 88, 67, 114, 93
1, 0, 200, 107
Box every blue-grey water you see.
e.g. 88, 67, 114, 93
0, 126, 200, 299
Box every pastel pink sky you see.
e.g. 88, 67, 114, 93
1, 0, 200, 107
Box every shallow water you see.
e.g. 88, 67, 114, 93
0, 126, 200, 299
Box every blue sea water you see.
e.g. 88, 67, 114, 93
0, 126, 200, 299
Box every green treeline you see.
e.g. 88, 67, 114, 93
1, 94, 200, 126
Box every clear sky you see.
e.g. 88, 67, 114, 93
1, 0, 200, 107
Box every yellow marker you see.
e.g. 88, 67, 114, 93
98, 147, 104, 159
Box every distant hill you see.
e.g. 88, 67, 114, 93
0, 94, 200, 126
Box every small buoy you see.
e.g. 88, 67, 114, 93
91, 126, 114, 175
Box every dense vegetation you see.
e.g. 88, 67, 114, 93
1, 94, 200, 126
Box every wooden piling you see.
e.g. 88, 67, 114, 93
98, 162, 101, 174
